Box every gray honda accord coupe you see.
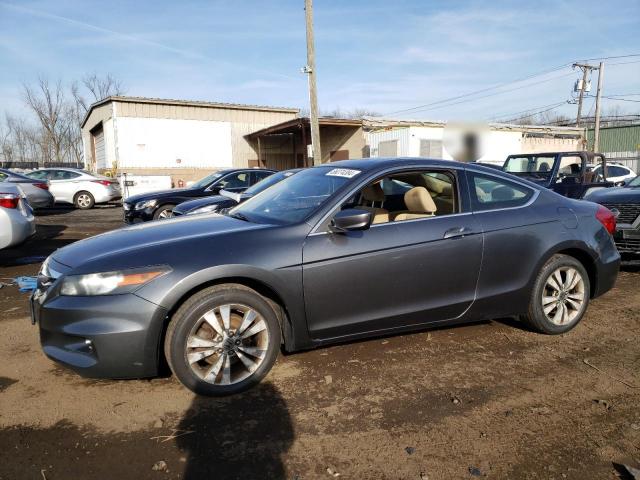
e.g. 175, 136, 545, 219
31, 158, 620, 396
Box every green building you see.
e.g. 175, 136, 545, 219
586, 124, 640, 173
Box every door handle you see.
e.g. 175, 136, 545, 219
443, 226, 471, 239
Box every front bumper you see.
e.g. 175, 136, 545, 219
123, 205, 155, 224
613, 226, 640, 256
32, 290, 168, 379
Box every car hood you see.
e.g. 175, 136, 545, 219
52, 214, 264, 269
175, 195, 238, 212
125, 188, 194, 204
584, 186, 640, 203
175, 194, 251, 213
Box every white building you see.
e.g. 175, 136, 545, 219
365, 119, 584, 164
81, 96, 298, 183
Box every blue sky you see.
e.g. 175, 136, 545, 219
1, 0, 639, 122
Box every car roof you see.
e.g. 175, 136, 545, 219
37, 167, 85, 171
321, 157, 467, 172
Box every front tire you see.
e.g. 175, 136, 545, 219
154, 205, 175, 220
522, 254, 590, 334
74, 191, 95, 209
164, 284, 281, 396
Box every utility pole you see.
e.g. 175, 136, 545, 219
593, 61, 605, 152
304, 0, 322, 165
573, 63, 591, 127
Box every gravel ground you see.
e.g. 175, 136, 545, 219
0, 206, 638, 480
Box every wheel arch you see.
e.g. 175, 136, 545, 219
537, 243, 598, 298
159, 274, 297, 364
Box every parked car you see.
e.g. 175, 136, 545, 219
25, 168, 121, 209
0, 184, 35, 249
173, 169, 302, 217
0, 168, 54, 209
503, 151, 613, 198
123, 168, 275, 223
31, 159, 620, 396
584, 174, 640, 261
588, 162, 636, 185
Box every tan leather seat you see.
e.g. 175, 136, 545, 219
393, 187, 437, 221
359, 183, 389, 224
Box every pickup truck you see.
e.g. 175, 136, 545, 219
502, 151, 612, 199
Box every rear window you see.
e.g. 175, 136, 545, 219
470, 173, 534, 211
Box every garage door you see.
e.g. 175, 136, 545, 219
419, 139, 443, 159
378, 140, 398, 157
93, 127, 105, 169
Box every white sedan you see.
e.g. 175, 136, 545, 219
591, 163, 637, 184
0, 184, 35, 250
26, 168, 121, 209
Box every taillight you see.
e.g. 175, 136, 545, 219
34, 183, 49, 190
92, 180, 112, 186
595, 205, 616, 235
0, 193, 20, 209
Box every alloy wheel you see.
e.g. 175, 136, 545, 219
541, 266, 586, 326
157, 209, 173, 219
185, 304, 269, 385
77, 194, 92, 208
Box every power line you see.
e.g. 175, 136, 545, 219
608, 60, 640, 66
383, 53, 640, 118
586, 94, 640, 103
579, 53, 640, 61
382, 63, 572, 116
388, 71, 575, 116
490, 101, 569, 122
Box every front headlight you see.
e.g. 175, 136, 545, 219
187, 204, 219, 215
134, 199, 157, 210
60, 266, 170, 296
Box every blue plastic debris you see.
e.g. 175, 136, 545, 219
15, 276, 37, 293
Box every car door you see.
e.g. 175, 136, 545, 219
466, 169, 550, 317
302, 167, 483, 340
251, 170, 273, 186
214, 171, 251, 193
48, 170, 80, 203
551, 154, 586, 199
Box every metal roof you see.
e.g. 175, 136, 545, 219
247, 117, 363, 138
81, 96, 299, 128
362, 116, 584, 134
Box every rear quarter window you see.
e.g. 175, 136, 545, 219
470, 172, 535, 211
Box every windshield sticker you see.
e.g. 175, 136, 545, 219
326, 168, 361, 178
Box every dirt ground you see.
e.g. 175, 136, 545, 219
0, 206, 639, 480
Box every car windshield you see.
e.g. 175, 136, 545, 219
191, 172, 225, 189
229, 167, 358, 225
243, 170, 297, 196
504, 155, 556, 177
627, 175, 640, 187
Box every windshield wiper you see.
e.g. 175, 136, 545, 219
227, 211, 250, 222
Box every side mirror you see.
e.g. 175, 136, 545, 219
329, 209, 372, 233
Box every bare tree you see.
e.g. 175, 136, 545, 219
299, 106, 380, 119
1, 114, 42, 166
12, 73, 124, 167
22, 77, 67, 164
71, 73, 124, 113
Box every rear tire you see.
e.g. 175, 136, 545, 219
154, 205, 175, 220
522, 254, 590, 334
74, 191, 95, 209
164, 284, 281, 396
